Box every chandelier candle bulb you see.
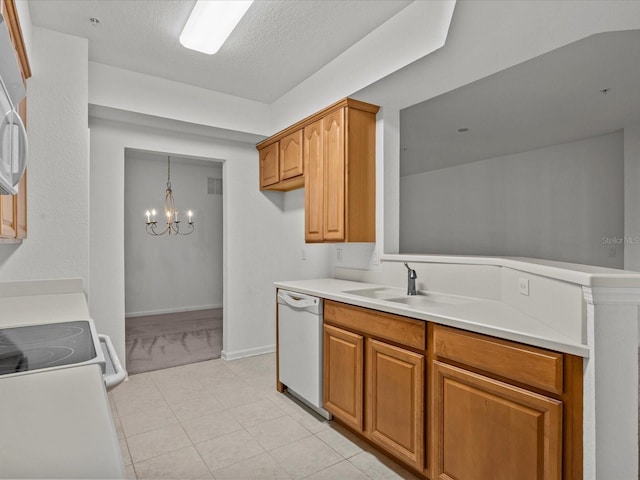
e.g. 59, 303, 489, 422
188, 210, 193, 223
145, 210, 150, 223
151, 209, 156, 221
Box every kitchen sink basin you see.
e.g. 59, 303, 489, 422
344, 287, 470, 307
342, 287, 405, 300
386, 293, 470, 307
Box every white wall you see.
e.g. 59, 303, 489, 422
89, 118, 333, 362
124, 153, 223, 316
624, 124, 640, 271
0, 27, 89, 284
399, 132, 624, 268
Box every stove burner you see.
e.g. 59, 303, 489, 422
0, 324, 84, 347
0, 321, 96, 376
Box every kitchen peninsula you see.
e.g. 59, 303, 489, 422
275, 255, 640, 480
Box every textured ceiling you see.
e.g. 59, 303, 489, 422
400, 29, 640, 177
28, 0, 412, 103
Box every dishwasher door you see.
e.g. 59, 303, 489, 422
277, 289, 329, 418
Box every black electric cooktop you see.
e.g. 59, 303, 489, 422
0, 321, 97, 376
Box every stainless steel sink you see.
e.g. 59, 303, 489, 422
386, 293, 469, 307
344, 287, 470, 307
342, 287, 404, 300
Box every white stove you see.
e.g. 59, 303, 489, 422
0, 280, 126, 390
0, 279, 127, 478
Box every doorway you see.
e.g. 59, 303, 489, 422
123, 149, 223, 374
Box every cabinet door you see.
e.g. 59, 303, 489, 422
14, 97, 26, 239
433, 361, 562, 480
322, 108, 345, 241
0, 194, 16, 238
280, 130, 303, 181
259, 142, 279, 188
304, 120, 323, 242
367, 339, 425, 471
15, 171, 26, 239
323, 323, 364, 431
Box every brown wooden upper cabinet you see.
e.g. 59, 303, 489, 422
258, 129, 305, 191
0, 0, 30, 242
257, 98, 379, 243
279, 130, 303, 181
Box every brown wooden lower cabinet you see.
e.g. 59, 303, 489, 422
367, 338, 425, 471
320, 301, 582, 480
323, 323, 364, 432
323, 301, 426, 471
432, 361, 562, 480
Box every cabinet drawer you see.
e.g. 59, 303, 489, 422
324, 300, 426, 351
433, 325, 563, 395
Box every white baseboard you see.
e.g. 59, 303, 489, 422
221, 344, 276, 361
126, 304, 223, 318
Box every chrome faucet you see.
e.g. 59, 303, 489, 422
404, 262, 417, 295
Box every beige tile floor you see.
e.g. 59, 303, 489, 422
109, 353, 421, 480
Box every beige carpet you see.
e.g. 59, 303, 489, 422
125, 308, 222, 375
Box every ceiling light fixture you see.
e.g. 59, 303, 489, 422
145, 156, 194, 236
457, 127, 469, 132
179, 0, 254, 55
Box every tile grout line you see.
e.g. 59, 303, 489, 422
119, 355, 404, 480
196, 393, 291, 477
108, 397, 137, 479
127, 373, 208, 475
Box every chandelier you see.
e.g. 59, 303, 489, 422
145, 156, 194, 236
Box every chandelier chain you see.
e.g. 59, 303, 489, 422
167, 156, 172, 189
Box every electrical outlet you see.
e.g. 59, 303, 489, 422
370, 249, 380, 266
301, 249, 306, 260
336, 248, 343, 263
518, 278, 529, 296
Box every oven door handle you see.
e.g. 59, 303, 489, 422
98, 334, 127, 391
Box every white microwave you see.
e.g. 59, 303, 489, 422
0, 13, 26, 196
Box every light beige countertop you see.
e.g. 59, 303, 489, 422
275, 278, 589, 357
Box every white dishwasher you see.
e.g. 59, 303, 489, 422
277, 289, 331, 419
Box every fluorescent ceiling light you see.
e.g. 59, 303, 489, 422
180, 0, 254, 55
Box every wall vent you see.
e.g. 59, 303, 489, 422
208, 177, 223, 195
